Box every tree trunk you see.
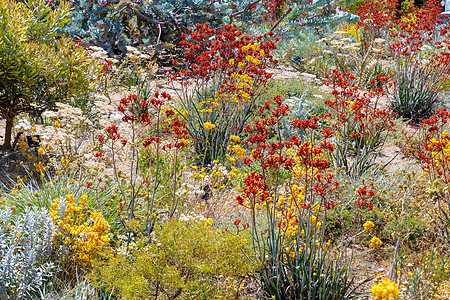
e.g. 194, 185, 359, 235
1, 117, 13, 150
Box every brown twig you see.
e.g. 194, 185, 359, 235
228, 0, 262, 23
130, 6, 191, 25
269, 6, 293, 33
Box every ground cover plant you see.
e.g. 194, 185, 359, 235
3, 0, 450, 299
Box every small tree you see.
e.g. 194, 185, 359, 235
0, 0, 96, 149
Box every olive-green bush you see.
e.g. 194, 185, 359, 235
90, 219, 259, 300
0, 0, 97, 149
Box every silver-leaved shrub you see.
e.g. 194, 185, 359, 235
0, 207, 56, 299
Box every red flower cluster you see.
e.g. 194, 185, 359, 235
235, 95, 340, 236
324, 70, 397, 159
356, 0, 397, 37
172, 23, 277, 99
243, 96, 292, 171
390, 0, 447, 56
96, 92, 190, 158
169, 23, 280, 164
263, 0, 287, 22
354, 186, 375, 210
225, 219, 250, 235
236, 172, 270, 208
416, 108, 450, 183
162, 119, 190, 150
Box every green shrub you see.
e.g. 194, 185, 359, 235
0, 0, 97, 149
89, 219, 259, 300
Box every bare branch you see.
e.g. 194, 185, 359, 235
228, 0, 262, 23
269, 6, 293, 33
130, 6, 191, 25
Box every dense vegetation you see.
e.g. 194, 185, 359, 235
2, 0, 450, 299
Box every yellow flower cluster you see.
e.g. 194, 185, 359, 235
279, 209, 299, 236
429, 130, 450, 170
203, 122, 216, 131
369, 236, 383, 249
231, 72, 254, 87
61, 155, 70, 166
199, 98, 219, 114
310, 215, 322, 228
245, 55, 261, 65
35, 161, 44, 172
242, 43, 259, 52
190, 165, 207, 180
276, 185, 305, 210
229, 165, 238, 179
50, 194, 110, 264
230, 135, 241, 143
363, 220, 375, 232
18, 141, 29, 154
370, 277, 400, 300
275, 184, 307, 236
229, 72, 254, 103
231, 144, 246, 160
227, 135, 245, 165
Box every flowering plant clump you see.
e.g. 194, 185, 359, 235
203, 122, 216, 131
170, 23, 278, 165
232, 95, 361, 299
356, 0, 397, 40
96, 93, 191, 235
324, 70, 397, 176
370, 277, 400, 300
413, 108, 450, 244
355, 0, 450, 122
50, 194, 110, 265
416, 108, 450, 182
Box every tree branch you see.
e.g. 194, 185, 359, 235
229, 0, 262, 23
269, 6, 293, 33
130, 6, 191, 26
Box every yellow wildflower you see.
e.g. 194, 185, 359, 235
369, 236, 383, 249
35, 161, 44, 172
230, 135, 241, 143
79, 194, 88, 205
363, 220, 375, 232
203, 122, 216, 131
370, 277, 400, 300
232, 144, 246, 160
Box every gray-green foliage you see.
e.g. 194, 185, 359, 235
3, 170, 121, 231
262, 220, 368, 300
392, 63, 442, 123
35, 277, 112, 300
281, 92, 311, 140
0, 207, 56, 299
